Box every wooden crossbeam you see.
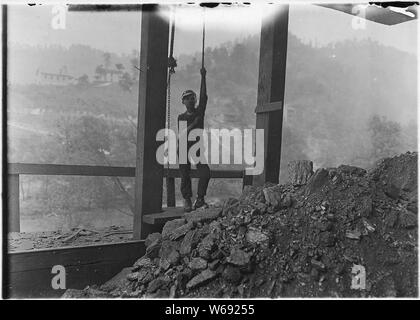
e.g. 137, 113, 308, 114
255, 101, 283, 114
8, 163, 244, 179
8, 163, 135, 177
68, 3, 417, 26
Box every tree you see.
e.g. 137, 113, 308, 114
54, 115, 135, 215
115, 63, 124, 71
103, 52, 111, 69
119, 72, 134, 92
95, 64, 106, 81
76, 74, 89, 87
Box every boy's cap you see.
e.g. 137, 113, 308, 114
181, 90, 196, 100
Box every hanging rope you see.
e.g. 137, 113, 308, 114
168, 8, 177, 76
166, 7, 177, 169
201, 7, 206, 69
165, 6, 207, 168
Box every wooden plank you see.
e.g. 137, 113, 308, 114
255, 101, 283, 114
4, 241, 145, 298
166, 177, 176, 207
164, 168, 243, 179
143, 207, 185, 225
68, 3, 418, 26
133, 4, 169, 240
8, 174, 20, 232
8, 163, 243, 179
253, 5, 289, 186
8, 163, 135, 177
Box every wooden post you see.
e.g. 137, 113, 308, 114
3, 6, 15, 236
242, 170, 253, 189
8, 174, 20, 233
166, 177, 176, 207
133, 4, 169, 239
253, 5, 289, 186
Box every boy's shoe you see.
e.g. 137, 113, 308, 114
183, 198, 192, 212
193, 197, 208, 210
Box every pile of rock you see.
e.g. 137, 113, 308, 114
64, 152, 418, 298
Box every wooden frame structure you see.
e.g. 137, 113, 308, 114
6, 2, 416, 238
3, 3, 417, 298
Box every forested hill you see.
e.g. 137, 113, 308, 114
10, 32, 416, 125
9, 32, 417, 171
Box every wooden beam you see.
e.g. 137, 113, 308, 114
8, 174, 20, 233
4, 241, 145, 298
253, 5, 289, 186
8, 163, 244, 179
2, 10, 10, 299
133, 4, 169, 240
143, 207, 185, 225
255, 101, 283, 114
164, 168, 243, 179
8, 163, 135, 177
242, 170, 253, 189
166, 177, 176, 207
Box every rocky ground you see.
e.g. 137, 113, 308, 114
63, 152, 418, 298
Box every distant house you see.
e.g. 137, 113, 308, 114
103, 68, 123, 82
93, 64, 124, 84
36, 66, 75, 86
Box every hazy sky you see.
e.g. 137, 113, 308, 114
8, 3, 417, 56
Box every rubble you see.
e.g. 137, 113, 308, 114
189, 258, 208, 270
162, 219, 186, 239
187, 269, 218, 289
288, 160, 314, 185
185, 207, 222, 223
399, 211, 417, 229
63, 152, 418, 298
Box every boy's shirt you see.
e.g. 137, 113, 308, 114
177, 94, 208, 133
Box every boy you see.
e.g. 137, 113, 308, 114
178, 67, 210, 212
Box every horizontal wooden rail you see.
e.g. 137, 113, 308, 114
8, 163, 135, 177
8, 163, 246, 179
165, 168, 244, 179
7, 163, 252, 233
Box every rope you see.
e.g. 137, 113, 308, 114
201, 8, 205, 69
166, 8, 177, 169
165, 6, 207, 169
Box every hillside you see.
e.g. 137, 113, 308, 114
9, 33, 417, 169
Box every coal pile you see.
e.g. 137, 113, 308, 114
64, 152, 418, 298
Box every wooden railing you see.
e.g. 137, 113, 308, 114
7, 163, 252, 232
